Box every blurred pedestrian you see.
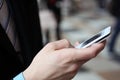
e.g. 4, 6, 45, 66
46, 0, 62, 40
96, 0, 107, 9
108, 0, 120, 61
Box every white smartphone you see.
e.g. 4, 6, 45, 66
75, 26, 111, 48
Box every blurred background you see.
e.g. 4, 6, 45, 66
37, 0, 120, 80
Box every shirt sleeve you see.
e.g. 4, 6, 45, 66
13, 72, 25, 80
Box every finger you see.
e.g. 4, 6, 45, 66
56, 41, 106, 62
42, 39, 71, 52
89, 40, 106, 54
75, 41, 106, 61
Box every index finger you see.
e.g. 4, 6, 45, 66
57, 41, 106, 62
74, 41, 106, 61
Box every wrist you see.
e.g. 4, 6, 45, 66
23, 68, 34, 80
23, 66, 44, 80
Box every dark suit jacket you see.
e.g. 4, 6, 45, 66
0, 0, 43, 79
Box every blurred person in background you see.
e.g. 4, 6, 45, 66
108, 0, 120, 61
46, 0, 62, 40
96, 0, 107, 10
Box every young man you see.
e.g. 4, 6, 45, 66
0, 0, 106, 79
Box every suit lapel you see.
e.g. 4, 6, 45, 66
7, 0, 43, 67
0, 0, 43, 78
0, 24, 16, 53
0, 24, 24, 79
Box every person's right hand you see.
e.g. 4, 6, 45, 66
23, 39, 106, 80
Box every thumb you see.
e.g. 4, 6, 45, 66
42, 39, 71, 52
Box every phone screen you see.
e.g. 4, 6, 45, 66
81, 33, 101, 47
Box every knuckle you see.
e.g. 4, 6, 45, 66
63, 39, 69, 43
70, 64, 79, 72
46, 42, 56, 49
63, 39, 70, 46
89, 50, 97, 58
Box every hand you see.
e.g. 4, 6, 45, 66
23, 39, 106, 80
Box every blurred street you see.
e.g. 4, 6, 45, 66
38, 0, 120, 80
61, 10, 120, 80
